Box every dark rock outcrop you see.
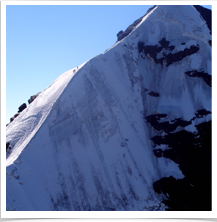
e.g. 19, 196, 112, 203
138, 38, 199, 67
10, 116, 15, 123
185, 70, 211, 87
193, 5, 212, 35
148, 91, 160, 97
195, 109, 211, 118
18, 103, 27, 113
149, 111, 212, 211
116, 30, 123, 40
153, 176, 208, 211
6, 142, 11, 152
8, 103, 26, 124
165, 45, 200, 66
28, 93, 40, 104
145, 114, 191, 134
153, 149, 163, 158
193, 5, 212, 46
9, 113, 20, 123
7, 92, 41, 127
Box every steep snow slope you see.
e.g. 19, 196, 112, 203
6, 5, 211, 211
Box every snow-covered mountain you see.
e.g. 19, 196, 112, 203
6, 5, 211, 211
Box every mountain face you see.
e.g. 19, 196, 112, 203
6, 5, 211, 211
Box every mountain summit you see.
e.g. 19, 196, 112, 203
6, 5, 211, 211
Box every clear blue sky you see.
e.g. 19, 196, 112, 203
6, 4, 212, 124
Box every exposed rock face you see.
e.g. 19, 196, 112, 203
185, 70, 211, 87
195, 109, 211, 118
116, 30, 123, 39
8, 103, 26, 125
18, 103, 27, 112
138, 39, 200, 67
194, 5, 212, 34
7, 93, 40, 126
148, 110, 212, 210
9, 112, 21, 123
6, 142, 12, 152
194, 5, 212, 47
145, 114, 192, 134
28, 92, 40, 104
148, 91, 160, 97
10, 116, 15, 123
